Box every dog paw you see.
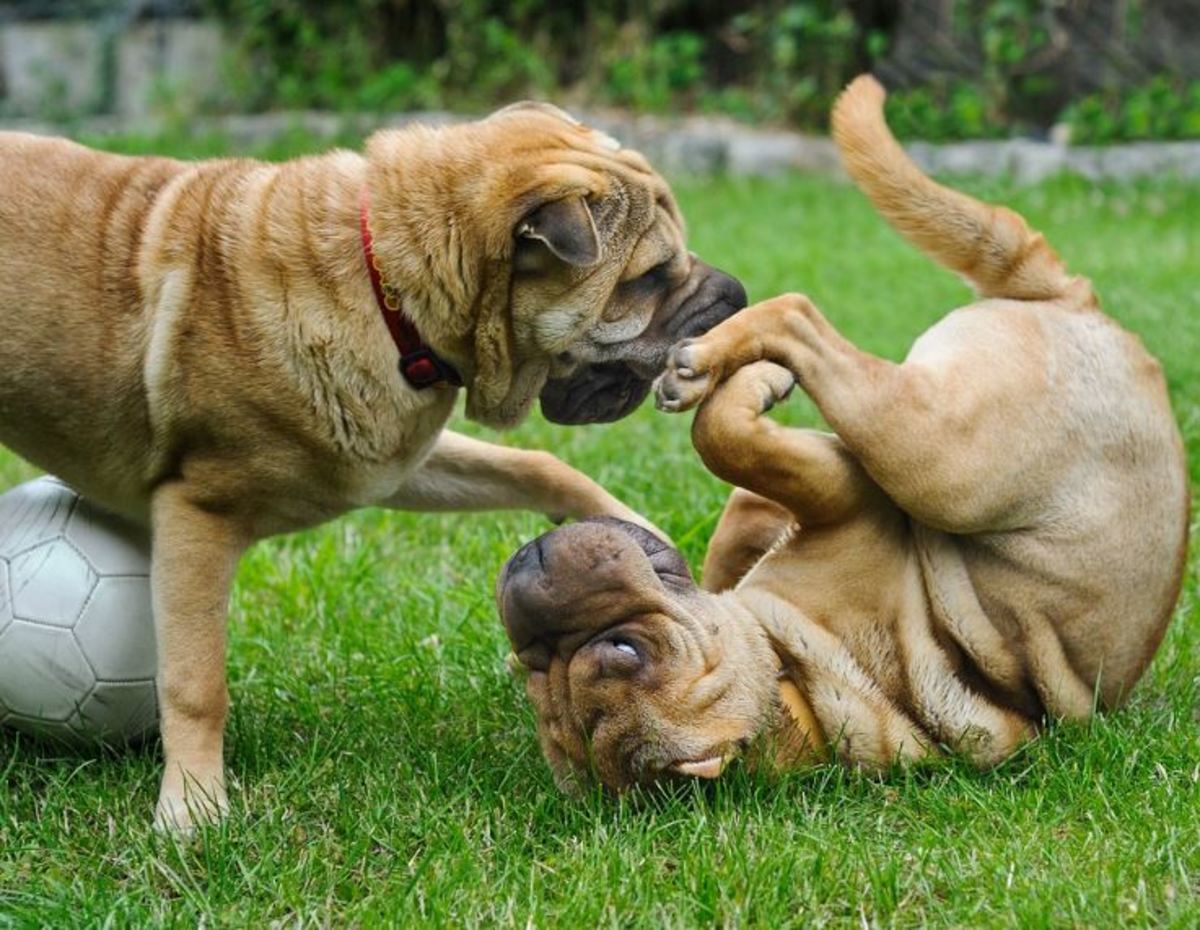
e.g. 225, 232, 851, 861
655, 340, 715, 412
742, 361, 795, 413
154, 776, 229, 835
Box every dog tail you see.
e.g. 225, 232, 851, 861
831, 75, 1090, 304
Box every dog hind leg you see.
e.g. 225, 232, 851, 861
659, 292, 1062, 534
702, 489, 795, 593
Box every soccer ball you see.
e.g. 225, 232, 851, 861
0, 476, 158, 744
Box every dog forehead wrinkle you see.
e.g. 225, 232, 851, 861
594, 702, 660, 775
552, 654, 586, 733
649, 612, 706, 676
696, 678, 737, 719
678, 603, 730, 673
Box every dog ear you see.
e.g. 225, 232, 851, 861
490, 100, 582, 126
517, 196, 601, 267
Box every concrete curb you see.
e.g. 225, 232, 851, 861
3, 109, 1198, 182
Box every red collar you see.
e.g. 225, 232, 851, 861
359, 188, 461, 390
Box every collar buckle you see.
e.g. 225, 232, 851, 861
400, 347, 463, 389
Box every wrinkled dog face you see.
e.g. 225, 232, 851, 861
522, 194, 746, 423
485, 105, 747, 425
496, 518, 778, 790
367, 103, 745, 427
367, 104, 745, 426
492, 108, 744, 424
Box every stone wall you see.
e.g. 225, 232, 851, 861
0, 18, 222, 118
1, 20, 105, 116
876, 0, 1200, 130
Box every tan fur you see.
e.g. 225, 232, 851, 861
0, 106, 742, 829
498, 75, 1188, 789
831, 77, 1086, 305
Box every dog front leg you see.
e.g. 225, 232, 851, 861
151, 483, 247, 832
655, 293, 872, 414
386, 430, 666, 539
702, 489, 794, 593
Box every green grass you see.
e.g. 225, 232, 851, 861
2, 154, 1198, 927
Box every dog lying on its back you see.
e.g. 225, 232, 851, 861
497, 76, 1189, 789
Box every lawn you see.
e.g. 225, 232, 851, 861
1, 138, 1198, 927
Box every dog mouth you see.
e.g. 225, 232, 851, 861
667, 754, 729, 779
632, 737, 746, 784
538, 266, 747, 425
538, 361, 652, 425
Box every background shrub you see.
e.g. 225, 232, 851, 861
9, 0, 1200, 139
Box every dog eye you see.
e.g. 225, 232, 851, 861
641, 261, 672, 283
594, 634, 643, 674
625, 260, 671, 290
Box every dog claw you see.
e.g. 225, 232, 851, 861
655, 380, 706, 412
655, 340, 714, 412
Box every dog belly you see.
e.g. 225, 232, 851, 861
958, 512, 1184, 711
0, 135, 187, 519
0, 329, 156, 522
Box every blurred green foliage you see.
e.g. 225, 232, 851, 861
200, 0, 1197, 141
1064, 78, 1200, 144
205, 0, 862, 124
884, 84, 1006, 142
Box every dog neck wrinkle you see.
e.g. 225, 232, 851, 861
261, 153, 389, 326
729, 587, 830, 768
359, 187, 462, 388
364, 129, 490, 354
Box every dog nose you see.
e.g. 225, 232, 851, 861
498, 521, 650, 672
497, 534, 549, 616
497, 533, 558, 670
506, 535, 544, 579
667, 263, 747, 341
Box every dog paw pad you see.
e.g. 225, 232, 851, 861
654, 370, 709, 413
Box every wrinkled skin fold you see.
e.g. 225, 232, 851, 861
499, 517, 781, 791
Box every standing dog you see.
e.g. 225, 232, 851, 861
498, 77, 1188, 790
0, 103, 745, 828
